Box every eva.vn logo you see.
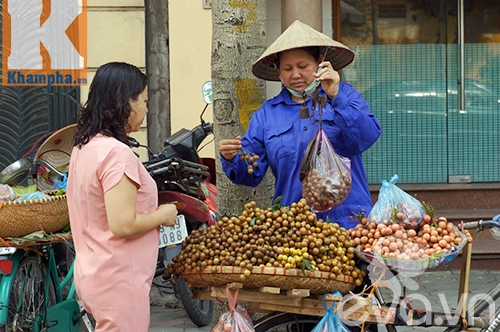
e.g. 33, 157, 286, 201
2, 0, 87, 86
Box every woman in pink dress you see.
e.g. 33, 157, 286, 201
67, 62, 178, 332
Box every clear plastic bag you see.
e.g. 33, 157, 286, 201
300, 129, 352, 213
212, 285, 255, 332
368, 174, 425, 229
0, 184, 16, 202
312, 292, 350, 332
15, 191, 51, 201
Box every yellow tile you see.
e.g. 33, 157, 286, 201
87, 10, 145, 68
88, 0, 144, 7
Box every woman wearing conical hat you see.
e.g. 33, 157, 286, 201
219, 20, 381, 229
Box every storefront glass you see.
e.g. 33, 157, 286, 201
341, 0, 500, 184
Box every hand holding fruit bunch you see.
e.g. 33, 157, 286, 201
218, 136, 260, 175
240, 149, 259, 174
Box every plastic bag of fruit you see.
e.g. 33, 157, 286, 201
211, 285, 255, 332
311, 292, 350, 332
300, 129, 352, 213
368, 174, 425, 229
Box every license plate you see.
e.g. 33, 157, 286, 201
159, 214, 188, 248
0, 247, 16, 255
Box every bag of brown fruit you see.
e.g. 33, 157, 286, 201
211, 285, 255, 332
300, 129, 352, 213
367, 174, 425, 229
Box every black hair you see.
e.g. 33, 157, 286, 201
276, 46, 320, 68
74, 62, 147, 147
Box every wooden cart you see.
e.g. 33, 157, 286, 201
190, 241, 473, 326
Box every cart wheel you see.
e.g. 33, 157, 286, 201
253, 312, 319, 332
174, 275, 213, 327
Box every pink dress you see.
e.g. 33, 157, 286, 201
67, 134, 159, 332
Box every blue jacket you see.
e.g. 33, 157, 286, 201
221, 82, 382, 229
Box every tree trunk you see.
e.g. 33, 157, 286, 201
145, 0, 170, 153
211, 0, 274, 217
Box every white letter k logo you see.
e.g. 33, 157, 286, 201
8, 0, 84, 70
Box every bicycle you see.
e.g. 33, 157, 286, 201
201, 219, 500, 332
0, 234, 94, 332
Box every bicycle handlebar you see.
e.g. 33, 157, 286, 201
461, 219, 500, 231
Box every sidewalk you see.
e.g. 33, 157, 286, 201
377, 268, 500, 331
148, 277, 214, 332
148, 269, 500, 331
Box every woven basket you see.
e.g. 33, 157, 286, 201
0, 192, 69, 238
354, 228, 468, 272
182, 265, 356, 295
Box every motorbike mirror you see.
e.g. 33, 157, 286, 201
128, 137, 157, 160
202, 81, 212, 104
128, 137, 141, 148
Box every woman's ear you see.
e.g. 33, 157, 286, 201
278, 75, 285, 88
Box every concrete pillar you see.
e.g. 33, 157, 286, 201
281, 0, 322, 31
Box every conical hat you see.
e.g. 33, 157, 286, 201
252, 20, 355, 81
35, 123, 76, 191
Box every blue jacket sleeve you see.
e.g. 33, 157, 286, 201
220, 108, 269, 187
328, 83, 382, 157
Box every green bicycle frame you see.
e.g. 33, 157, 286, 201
0, 244, 81, 331
39, 244, 80, 332
0, 249, 26, 324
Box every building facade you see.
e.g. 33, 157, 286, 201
2, 0, 499, 190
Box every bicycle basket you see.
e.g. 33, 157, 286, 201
0, 191, 69, 238
354, 229, 468, 272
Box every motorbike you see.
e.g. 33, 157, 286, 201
131, 81, 217, 327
